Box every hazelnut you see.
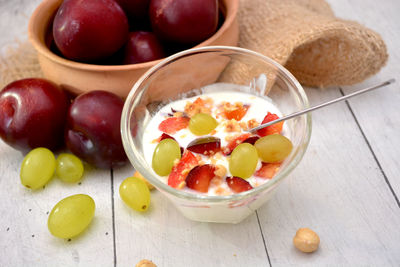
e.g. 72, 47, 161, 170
136, 259, 157, 267
293, 228, 320, 253
173, 111, 184, 117
215, 187, 230, 195
224, 119, 241, 132
214, 165, 227, 178
177, 181, 186, 189
247, 118, 259, 129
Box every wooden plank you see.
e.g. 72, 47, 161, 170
1, 0, 399, 266
0, 0, 41, 51
328, 0, 400, 198
257, 0, 400, 264
0, 1, 115, 265
0, 140, 115, 266
257, 88, 400, 265
112, 165, 270, 267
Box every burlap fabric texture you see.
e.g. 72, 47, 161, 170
238, 0, 387, 87
0, 0, 388, 89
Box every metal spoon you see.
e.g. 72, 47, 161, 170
248, 79, 396, 133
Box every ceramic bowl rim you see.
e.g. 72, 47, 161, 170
27, 0, 239, 72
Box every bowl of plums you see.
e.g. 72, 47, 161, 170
121, 46, 312, 223
28, 0, 239, 97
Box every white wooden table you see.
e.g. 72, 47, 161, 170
1, 0, 399, 266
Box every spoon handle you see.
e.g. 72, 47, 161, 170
248, 79, 396, 133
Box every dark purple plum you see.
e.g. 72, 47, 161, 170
65, 91, 127, 168
243, 136, 260, 145
115, 0, 150, 20
187, 136, 221, 156
123, 31, 165, 64
149, 0, 218, 44
53, 0, 129, 62
0, 78, 68, 152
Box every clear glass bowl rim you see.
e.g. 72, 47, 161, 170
121, 45, 312, 203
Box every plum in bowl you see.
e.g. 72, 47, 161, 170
28, 0, 239, 98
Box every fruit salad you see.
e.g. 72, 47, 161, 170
142, 84, 293, 196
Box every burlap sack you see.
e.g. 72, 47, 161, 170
238, 0, 388, 87
0, 0, 388, 89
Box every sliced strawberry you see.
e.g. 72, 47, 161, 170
226, 176, 253, 193
224, 104, 249, 121
255, 162, 281, 179
168, 151, 199, 189
158, 117, 190, 134
257, 112, 283, 136
187, 136, 221, 155
222, 133, 251, 155
186, 164, 216, 193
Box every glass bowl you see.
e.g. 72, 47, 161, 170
121, 46, 311, 223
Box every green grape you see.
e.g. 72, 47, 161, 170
152, 139, 181, 176
56, 153, 84, 183
20, 147, 56, 190
48, 194, 95, 239
229, 143, 258, 179
189, 113, 218, 135
119, 177, 150, 212
255, 134, 293, 163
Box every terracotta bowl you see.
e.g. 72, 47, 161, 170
28, 0, 239, 98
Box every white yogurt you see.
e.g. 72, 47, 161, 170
142, 83, 288, 196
